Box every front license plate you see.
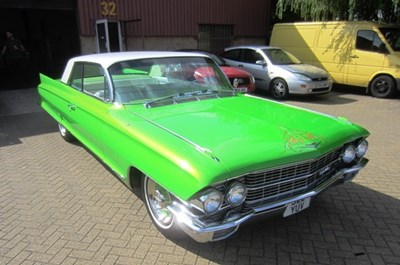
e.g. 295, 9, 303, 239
283, 197, 311, 217
235, 86, 248, 93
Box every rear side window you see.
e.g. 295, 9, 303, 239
221, 49, 241, 61
68, 63, 109, 101
242, 49, 263, 64
356, 30, 385, 52
69, 63, 84, 90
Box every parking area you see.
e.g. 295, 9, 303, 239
1, 86, 399, 265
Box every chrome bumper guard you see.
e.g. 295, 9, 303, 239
168, 158, 368, 243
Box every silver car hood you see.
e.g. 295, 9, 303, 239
280, 64, 328, 79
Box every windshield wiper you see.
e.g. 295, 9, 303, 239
143, 89, 236, 108
144, 93, 183, 108
190, 89, 235, 96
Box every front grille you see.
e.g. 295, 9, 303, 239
312, 77, 329, 81
311, 87, 330, 92
243, 149, 341, 208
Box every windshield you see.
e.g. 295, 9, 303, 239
108, 57, 233, 104
262, 48, 301, 65
379, 27, 400, 52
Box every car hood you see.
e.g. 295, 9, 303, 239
220, 66, 251, 78
125, 95, 368, 178
279, 64, 329, 79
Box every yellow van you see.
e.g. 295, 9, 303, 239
270, 21, 400, 98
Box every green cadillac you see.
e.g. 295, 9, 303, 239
38, 52, 369, 242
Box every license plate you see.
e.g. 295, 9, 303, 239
283, 197, 311, 217
235, 87, 248, 92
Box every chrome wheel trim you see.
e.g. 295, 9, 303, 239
274, 82, 285, 96
58, 123, 68, 137
272, 81, 287, 98
144, 176, 174, 229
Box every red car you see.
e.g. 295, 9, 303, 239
177, 49, 255, 93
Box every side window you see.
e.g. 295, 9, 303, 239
356, 30, 385, 52
70, 63, 84, 91
242, 49, 263, 64
221, 49, 241, 61
69, 63, 109, 101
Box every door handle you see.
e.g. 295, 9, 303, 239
350, 55, 359, 59
238, 64, 244, 67
68, 104, 76, 111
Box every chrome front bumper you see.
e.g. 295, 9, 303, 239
168, 158, 368, 243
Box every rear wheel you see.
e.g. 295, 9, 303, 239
270, 78, 289, 99
370, 75, 396, 98
58, 123, 75, 142
142, 175, 186, 239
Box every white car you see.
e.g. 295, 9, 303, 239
220, 45, 333, 99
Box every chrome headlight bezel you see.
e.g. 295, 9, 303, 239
226, 182, 247, 207
190, 188, 223, 215
356, 139, 368, 157
341, 144, 356, 163
201, 189, 223, 214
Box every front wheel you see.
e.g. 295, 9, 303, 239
270, 78, 289, 99
142, 175, 186, 239
58, 123, 75, 142
370, 75, 396, 98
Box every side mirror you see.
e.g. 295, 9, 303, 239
255, 60, 267, 67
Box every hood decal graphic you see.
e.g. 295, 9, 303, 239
281, 127, 326, 152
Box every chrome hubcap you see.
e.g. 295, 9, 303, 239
274, 82, 286, 96
145, 176, 173, 229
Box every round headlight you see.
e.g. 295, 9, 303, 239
201, 189, 223, 214
226, 182, 247, 207
250, 75, 255, 83
342, 145, 356, 163
356, 140, 368, 157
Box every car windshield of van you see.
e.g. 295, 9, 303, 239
262, 48, 301, 65
379, 27, 400, 52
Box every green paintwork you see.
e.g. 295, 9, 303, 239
38, 73, 369, 201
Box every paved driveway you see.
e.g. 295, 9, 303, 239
1, 87, 399, 265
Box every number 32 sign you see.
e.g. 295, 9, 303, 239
100, 1, 117, 16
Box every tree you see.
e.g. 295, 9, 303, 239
275, 0, 400, 24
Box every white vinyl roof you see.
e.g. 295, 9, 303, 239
61, 51, 207, 83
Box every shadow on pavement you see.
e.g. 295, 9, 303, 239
0, 111, 58, 147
